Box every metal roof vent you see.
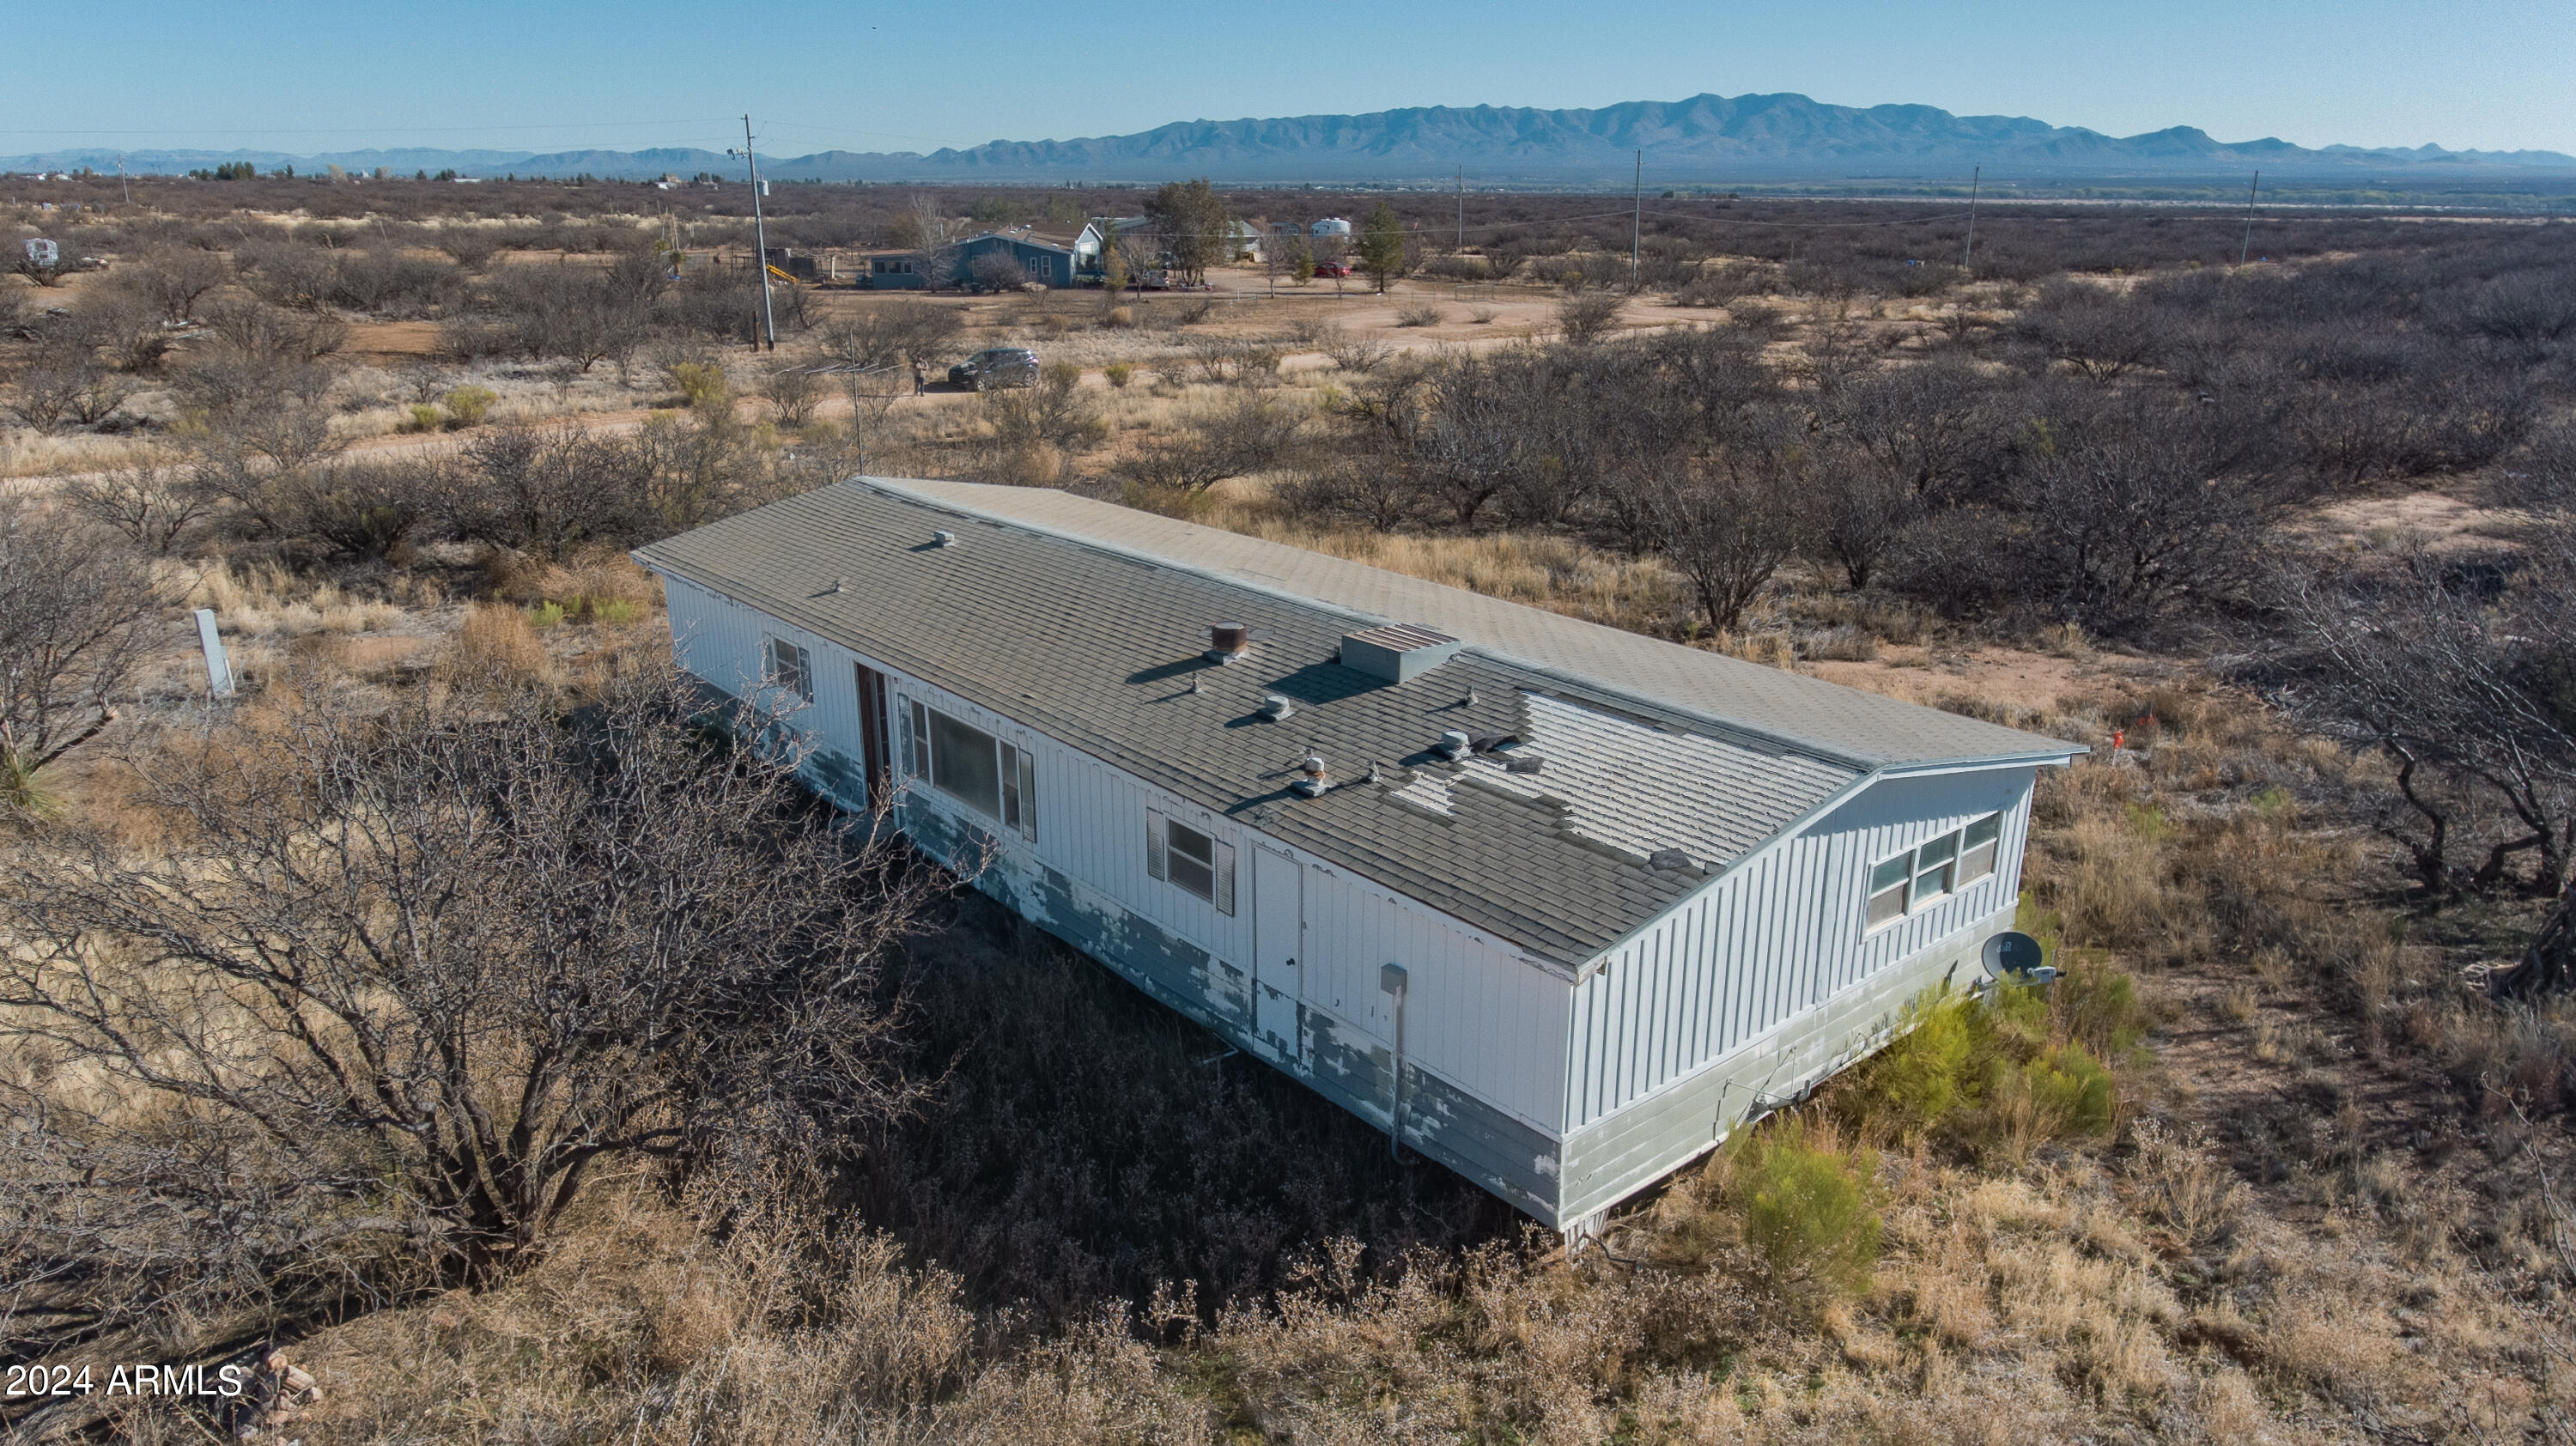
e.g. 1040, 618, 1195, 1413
1260, 694, 1295, 721
1438, 729, 1471, 759
932, 529, 957, 548
1205, 621, 1269, 664
1292, 751, 1329, 797
1340, 623, 1463, 683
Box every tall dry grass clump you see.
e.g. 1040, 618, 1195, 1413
440, 602, 553, 689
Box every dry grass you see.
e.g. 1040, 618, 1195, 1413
182, 559, 409, 637
1200, 487, 1687, 634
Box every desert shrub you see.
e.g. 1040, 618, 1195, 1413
1723, 1116, 1882, 1299
1103, 362, 1133, 388
1556, 289, 1626, 343
669, 362, 732, 412
1394, 304, 1445, 328
441, 384, 497, 428
1319, 329, 1392, 374
1831, 957, 2141, 1157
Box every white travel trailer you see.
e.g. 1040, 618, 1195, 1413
635, 478, 2081, 1233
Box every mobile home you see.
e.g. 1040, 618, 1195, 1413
634, 478, 2081, 1233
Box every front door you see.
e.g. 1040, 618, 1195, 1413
1252, 846, 1303, 1060
854, 663, 893, 811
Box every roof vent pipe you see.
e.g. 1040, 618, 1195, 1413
1292, 751, 1329, 798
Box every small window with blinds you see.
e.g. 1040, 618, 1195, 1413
1146, 810, 1234, 915
996, 740, 1036, 842
762, 635, 811, 701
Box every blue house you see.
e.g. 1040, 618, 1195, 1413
954, 230, 1078, 289
858, 250, 928, 289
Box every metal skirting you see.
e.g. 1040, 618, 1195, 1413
902, 802, 1568, 1222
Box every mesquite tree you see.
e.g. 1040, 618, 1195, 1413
0, 501, 158, 805
1, 657, 943, 1313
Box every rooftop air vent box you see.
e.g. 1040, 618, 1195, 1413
1340, 623, 1463, 684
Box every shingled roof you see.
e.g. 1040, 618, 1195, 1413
635, 478, 2080, 968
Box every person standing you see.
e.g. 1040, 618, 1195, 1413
911, 357, 927, 397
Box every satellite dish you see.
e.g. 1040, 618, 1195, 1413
1981, 931, 2050, 981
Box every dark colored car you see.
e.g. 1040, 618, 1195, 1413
947, 347, 1040, 391
1311, 261, 1352, 278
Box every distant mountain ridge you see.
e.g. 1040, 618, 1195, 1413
12, 93, 2572, 184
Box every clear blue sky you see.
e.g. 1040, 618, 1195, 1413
9, 0, 2571, 157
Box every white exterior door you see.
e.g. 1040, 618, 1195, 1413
1252, 846, 1303, 1060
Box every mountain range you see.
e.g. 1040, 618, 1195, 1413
11, 93, 2572, 185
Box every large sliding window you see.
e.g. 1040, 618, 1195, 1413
929, 710, 1002, 817
1862, 811, 2005, 935
906, 697, 1037, 843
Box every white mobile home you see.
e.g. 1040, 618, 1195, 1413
634, 479, 2081, 1233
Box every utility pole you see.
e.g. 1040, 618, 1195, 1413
1961, 166, 1980, 270
1455, 165, 1464, 252
731, 115, 778, 350
116, 155, 129, 206
1630, 149, 1642, 290
2238, 169, 2261, 267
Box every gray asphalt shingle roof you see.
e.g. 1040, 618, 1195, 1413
635, 479, 2078, 966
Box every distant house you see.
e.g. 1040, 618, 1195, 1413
1073, 216, 1151, 279
857, 250, 929, 289
1310, 216, 1353, 238
1226, 220, 1265, 263
955, 229, 1078, 289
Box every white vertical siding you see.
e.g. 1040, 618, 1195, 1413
1564, 768, 2036, 1129
662, 573, 1570, 1136
1298, 861, 1568, 1133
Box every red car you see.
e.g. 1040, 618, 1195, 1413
1311, 260, 1352, 277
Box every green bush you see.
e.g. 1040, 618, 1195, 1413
1730, 1118, 1881, 1297
527, 600, 566, 629
404, 403, 444, 433
2018, 1042, 2117, 1138
669, 362, 731, 413
440, 385, 497, 428
1103, 362, 1133, 388
1838, 993, 1980, 1142
1830, 904, 2140, 1157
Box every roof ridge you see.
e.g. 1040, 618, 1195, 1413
854, 477, 2078, 772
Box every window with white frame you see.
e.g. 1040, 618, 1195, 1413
904, 697, 1037, 841
1864, 812, 2004, 933
1145, 810, 1235, 915
762, 635, 811, 700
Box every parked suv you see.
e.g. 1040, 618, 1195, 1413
947, 347, 1040, 391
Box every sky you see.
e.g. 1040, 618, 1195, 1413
8, 0, 2573, 159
